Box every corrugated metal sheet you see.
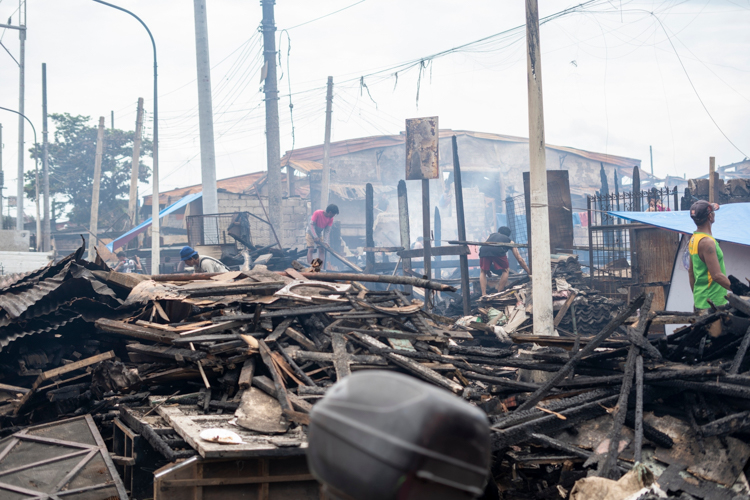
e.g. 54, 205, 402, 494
279, 129, 642, 169
0, 243, 126, 352
144, 171, 267, 206
285, 159, 322, 173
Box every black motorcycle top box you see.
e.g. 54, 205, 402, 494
307, 370, 490, 500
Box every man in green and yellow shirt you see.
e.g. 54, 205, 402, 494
688, 200, 730, 312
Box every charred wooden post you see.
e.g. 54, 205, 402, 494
730, 325, 750, 375
422, 178, 432, 310
434, 206, 441, 280
397, 180, 412, 295
452, 136, 471, 315
365, 183, 375, 273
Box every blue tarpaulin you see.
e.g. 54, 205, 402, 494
106, 191, 203, 252
608, 202, 750, 247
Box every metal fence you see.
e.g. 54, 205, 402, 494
587, 187, 678, 297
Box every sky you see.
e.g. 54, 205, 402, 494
1, 0, 749, 221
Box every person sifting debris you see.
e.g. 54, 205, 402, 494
306, 204, 339, 266
180, 245, 230, 273
688, 200, 730, 313
479, 226, 531, 296
113, 252, 143, 273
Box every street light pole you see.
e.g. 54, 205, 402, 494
91, 0, 159, 273
0, 105, 40, 242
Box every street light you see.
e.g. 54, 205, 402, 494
0, 105, 41, 248
91, 0, 160, 274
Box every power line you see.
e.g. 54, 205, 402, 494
651, 12, 748, 158
283, 0, 366, 31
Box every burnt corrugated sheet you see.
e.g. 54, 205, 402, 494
0, 243, 127, 352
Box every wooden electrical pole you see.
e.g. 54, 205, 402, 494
525, 0, 554, 335
709, 156, 716, 204
261, 0, 282, 232
128, 98, 144, 227
88, 117, 105, 261
42, 63, 51, 252
321, 76, 334, 209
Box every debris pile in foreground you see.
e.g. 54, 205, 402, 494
1, 245, 750, 499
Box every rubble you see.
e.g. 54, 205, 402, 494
1, 243, 750, 499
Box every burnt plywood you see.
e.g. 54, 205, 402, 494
405, 117, 439, 180
523, 170, 574, 263
633, 228, 680, 311
158, 405, 306, 459
0, 415, 128, 499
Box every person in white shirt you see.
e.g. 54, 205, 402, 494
180, 246, 230, 273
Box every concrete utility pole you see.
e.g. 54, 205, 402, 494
321, 76, 334, 209
525, 0, 554, 335
261, 0, 282, 232
110, 111, 114, 130
0, 124, 3, 223
88, 117, 105, 262
16, 1, 26, 231
42, 63, 50, 252
193, 0, 218, 215
128, 98, 144, 227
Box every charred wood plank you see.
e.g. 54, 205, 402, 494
727, 293, 750, 317
265, 318, 294, 344
238, 359, 255, 390
96, 318, 177, 344
298, 272, 457, 292
530, 433, 631, 473
352, 332, 463, 393
276, 346, 317, 387
730, 325, 750, 375
127, 343, 205, 362
700, 410, 750, 437
258, 341, 292, 412
515, 294, 645, 412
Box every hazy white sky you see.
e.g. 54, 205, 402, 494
1, 0, 749, 216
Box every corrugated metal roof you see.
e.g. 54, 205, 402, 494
279, 129, 641, 169
144, 172, 267, 206
285, 159, 322, 173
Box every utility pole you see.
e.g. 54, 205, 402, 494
709, 156, 716, 204
88, 117, 105, 262
128, 98, 144, 227
193, 0, 218, 215
525, 0, 554, 335
261, 0, 282, 232
649, 145, 653, 176
111, 111, 114, 130
16, 1, 26, 231
42, 63, 50, 252
0, 123, 3, 225
321, 76, 333, 209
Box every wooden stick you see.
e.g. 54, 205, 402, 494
189, 342, 211, 389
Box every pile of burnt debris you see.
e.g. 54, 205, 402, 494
2, 243, 750, 499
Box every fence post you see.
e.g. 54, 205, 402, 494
673, 187, 678, 211
587, 196, 594, 290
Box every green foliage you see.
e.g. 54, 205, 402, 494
25, 113, 152, 226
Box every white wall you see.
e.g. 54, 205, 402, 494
665, 236, 750, 334
0, 251, 53, 275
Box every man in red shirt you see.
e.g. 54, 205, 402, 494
306, 204, 339, 266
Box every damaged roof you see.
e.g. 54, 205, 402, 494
280, 129, 642, 169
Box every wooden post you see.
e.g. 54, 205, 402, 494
709, 157, 715, 204
397, 180, 412, 295
525, 0, 554, 335
320, 76, 333, 209
421, 179, 432, 310
128, 98, 144, 228
88, 117, 106, 261
365, 183, 375, 272
452, 136, 471, 316
434, 206, 441, 280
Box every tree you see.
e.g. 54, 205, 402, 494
25, 113, 152, 228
